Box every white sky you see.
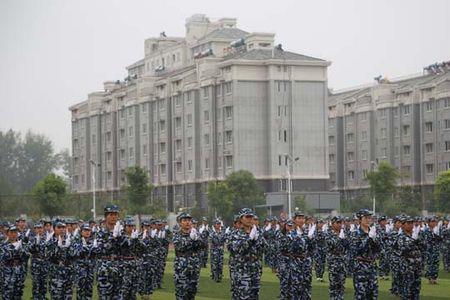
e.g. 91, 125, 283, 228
0, 0, 449, 151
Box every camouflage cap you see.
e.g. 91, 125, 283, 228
104, 204, 120, 214
238, 208, 255, 218
177, 212, 192, 222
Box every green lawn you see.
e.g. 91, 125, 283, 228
22, 251, 450, 299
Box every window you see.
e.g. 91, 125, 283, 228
129, 127, 133, 137
187, 137, 192, 149
176, 162, 182, 173
445, 141, 450, 151
188, 160, 193, 171
278, 105, 282, 117
120, 149, 125, 160
361, 150, 368, 160
360, 112, 367, 121
426, 102, 433, 111
186, 92, 191, 103
187, 114, 192, 126
393, 108, 398, 117
284, 130, 288, 142
218, 156, 222, 168
160, 142, 166, 153
394, 127, 399, 137
446, 161, 450, 171
225, 130, 232, 143
106, 132, 111, 142
278, 155, 282, 166
175, 139, 182, 151
175, 117, 182, 129
426, 164, 434, 174
91, 134, 96, 144
128, 107, 133, 116
346, 114, 354, 124
347, 152, 354, 161
129, 147, 134, 158
348, 170, 355, 180
347, 133, 354, 142
204, 134, 210, 145
142, 103, 147, 113
395, 147, 399, 156
379, 109, 387, 118
159, 99, 165, 111
329, 154, 335, 162
225, 82, 232, 94
218, 132, 222, 144
216, 85, 222, 96
225, 106, 233, 119
402, 125, 410, 136
204, 110, 209, 123
160, 164, 166, 176
329, 136, 335, 145
120, 110, 125, 119
205, 158, 210, 169
174, 95, 181, 107
403, 105, 410, 115
426, 143, 434, 153
381, 148, 387, 157
403, 145, 411, 155
445, 119, 450, 130
225, 155, 233, 168
425, 122, 433, 132
143, 145, 147, 156
142, 123, 147, 134
160, 120, 166, 132
380, 128, 387, 138
444, 98, 450, 108
361, 131, 368, 141
107, 151, 112, 161
202, 86, 209, 98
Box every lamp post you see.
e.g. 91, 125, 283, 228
285, 154, 300, 219
90, 160, 100, 220
370, 160, 378, 214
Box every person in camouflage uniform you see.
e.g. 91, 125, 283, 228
118, 217, 143, 300
154, 219, 169, 289
173, 212, 207, 300
45, 219, 74, 300
200, 217, 210, 268
209, 218, 226, 282
228, 208, 265, 300
29, 222, 48, 300
227, 215, 240, 294
424, 215, 443, 284
351, 209, 381, 300
313, 218, 327, 282
276, 219, 295, 300
263, 216, 279, 272
395, 215, 423, 300
0, 225, 28, 300
289, 211, 316, 299
442, 218, 450, 272
325, 216, 349, 300
376, 215, 390, 280
96, 204, 123, 299
389, 215, 403, 296
69, 223, 99, 300
140, 219, 160, 299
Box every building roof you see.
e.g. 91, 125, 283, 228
224, 48, 325, 62
198, 27, 248, 42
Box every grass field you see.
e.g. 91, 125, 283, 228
22, 251, 450, 299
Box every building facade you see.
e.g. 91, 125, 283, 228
328, 64, 450, 198
70, 14, 331, 212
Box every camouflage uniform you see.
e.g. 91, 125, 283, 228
209, 225, 226, 282
29, 232, 48, 300
45, 233, 74, 300
228, 224, 265, 300
442, 224, 450, 272
325, 225, 349, 300
0, 230, 28, 300
155, 229, 170, 289
388, 225, 401, 296
395, 229, 423, 300
173, 227, 207, 300
262, 220, 278, 270
351, 226, 381, 300
423, 225, 443, 281
140, 227, 160, 296
117, 229, 143, 300
276, 226, 294, 300
69, 232, 99, 300
96, 226, 123, 299
313, 226, 326, 280
376, 221, 390, 278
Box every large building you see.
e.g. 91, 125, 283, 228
69, 14, 331, 212
328, 63, 450, 198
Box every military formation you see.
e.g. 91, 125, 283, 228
1, 205, 450, 300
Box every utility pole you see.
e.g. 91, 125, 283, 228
90, 160, 100, 220
285, 154, 300, 219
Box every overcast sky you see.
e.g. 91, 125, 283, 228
0, 0, 449, 152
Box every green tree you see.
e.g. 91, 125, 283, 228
294, 195, 315, 215
124, 166, 153, 215
434, 170, 450, 212
397, 185, 421, 215
32, 173, 67, 218
208, 181, 233, 223
365, 160, 399, 212
225, 170, 265, 212
0, 129, 22, 193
